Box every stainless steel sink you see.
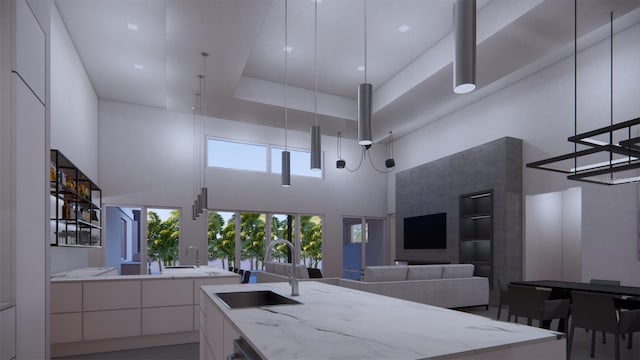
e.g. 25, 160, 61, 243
164, 265, 195, 269
215, 290, 302, 309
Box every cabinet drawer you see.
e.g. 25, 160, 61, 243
142, 278, 192, 307
51, 313, 81, 343
142, 305, 193, 335
83, 309, 141, 340
84, 280, 141, 311
51, 282, 82, 313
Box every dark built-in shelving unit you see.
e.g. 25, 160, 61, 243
50, 149, 102, 247
459, 190, 493, 288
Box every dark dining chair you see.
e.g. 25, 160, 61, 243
496, 277, 509, 321
507, 284, 570, 332
241, 270, 251, 284
568, 291, 640, 359
589, 279, 622, 344
307, 267, 323, 279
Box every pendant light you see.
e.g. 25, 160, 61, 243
282, 0, 291, 187
385, 131, 395, 169
200, 52, 208, 210
358, 0, 373, 146
310, 0, 322, 170
453, 0, 476, 94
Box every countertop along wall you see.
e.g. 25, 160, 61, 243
388, 21, 640, 286
98, 100, 389, 278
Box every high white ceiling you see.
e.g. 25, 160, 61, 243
55, 0, 640, 142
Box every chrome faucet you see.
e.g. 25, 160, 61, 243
186, 245, 200, 267
265, 239, 299, 296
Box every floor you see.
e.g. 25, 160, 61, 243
55, 306, 640, 360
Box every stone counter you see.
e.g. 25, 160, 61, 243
200, 282, 564, 359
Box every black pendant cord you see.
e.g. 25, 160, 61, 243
573, 0, 577, 174
609, 11, 614, 180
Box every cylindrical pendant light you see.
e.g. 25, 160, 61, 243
358, 83, 373, 145
358, 0, 373, 146
282, 150, 291, 187
282, 0, 291, 186
310, 0, 322, 170
310, 125, 321, 170
453, 0, 476, 94
201, 187, 208, 210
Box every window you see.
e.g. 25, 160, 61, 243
271, 147, 322, 178
147, 208, 180, 272
350, 223, 368, 243
206, 138, 323, 178
207, 138, 267, 172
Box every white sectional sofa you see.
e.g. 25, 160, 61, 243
256, 263, 489, 309
338, 264, 489, 309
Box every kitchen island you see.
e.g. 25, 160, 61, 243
51, 267, 240, 357
200, 282, 564, 359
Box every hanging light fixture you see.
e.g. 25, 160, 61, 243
282, 0, 291, 187
310, 0, 322, 170
358, 0, 373, 146
527, 3, 640, 185
336, 132, 346, 169
200, 53, 208, 211
453, 0, 476, 94
385, 131, 396, 169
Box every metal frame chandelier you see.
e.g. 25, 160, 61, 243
527, 1, 640, 185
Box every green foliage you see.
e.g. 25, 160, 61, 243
207, 212, 323, 270
147, 210, 180, 268
300, 215, 323, 268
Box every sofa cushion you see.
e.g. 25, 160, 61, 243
442, 264, 475, 279
363, 266, 408, 282
406, 265, 443, 280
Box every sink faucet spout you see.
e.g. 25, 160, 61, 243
186, 246, 200, 267
265, 239, 299, 296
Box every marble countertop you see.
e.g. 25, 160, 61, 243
202, 282, 562, 360
50, 266, 117, 279
51, 266, 240, 282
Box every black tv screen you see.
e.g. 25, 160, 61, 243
404, 213, 447, 249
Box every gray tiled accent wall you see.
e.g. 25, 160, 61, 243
396, 137, 522, 304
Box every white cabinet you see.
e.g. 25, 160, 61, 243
51, 313, 81, 344
83, 280, 141, 311
83, 309, 141, 341
142, 278, 192, 307
14, 0, 45, 101
0, 306, 16, 360
203, 293, 242, 360
51, 282, 82, 313
142, 305, 193, 335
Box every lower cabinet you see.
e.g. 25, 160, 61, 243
203, 295, 240, 360
84, 309, 141, 341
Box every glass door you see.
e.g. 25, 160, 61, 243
342, 217, 385, 280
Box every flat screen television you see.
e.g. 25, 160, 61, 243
404, 213, 447, 249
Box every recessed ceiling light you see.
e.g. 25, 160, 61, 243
357, 65, 365, 72
283, 46, 293, 53
127, 23, 139, 31
134, 64, 144, 70
397, 24, 411, 33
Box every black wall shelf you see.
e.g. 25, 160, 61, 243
50, 149, 102, 247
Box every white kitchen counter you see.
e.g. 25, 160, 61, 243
201, 282, 564, 359
51, 266, 239, 282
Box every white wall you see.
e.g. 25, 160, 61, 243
388, 22, 640, 285
49, 2, 101, 273
525, 187, 581, 281
98, 100, 389, 277
50, 3, 98, 179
